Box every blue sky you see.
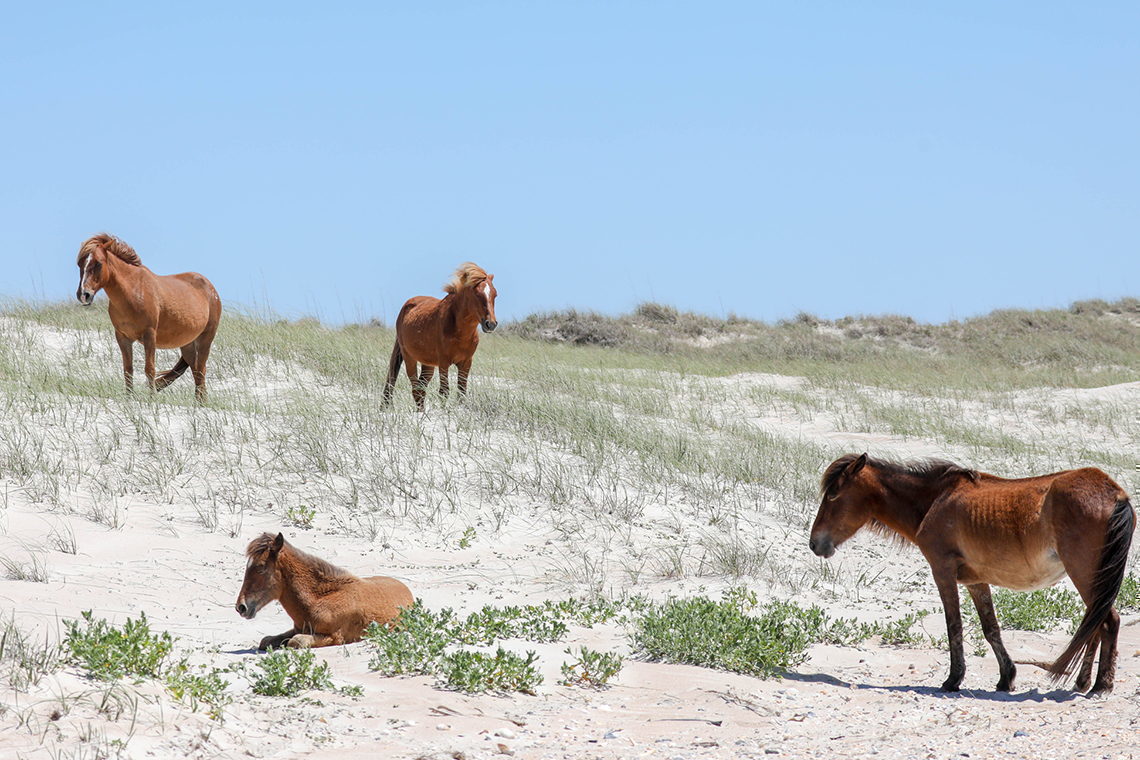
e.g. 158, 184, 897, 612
1, 3, 1136, 324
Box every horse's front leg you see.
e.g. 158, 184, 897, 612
456, 358, 472, 399
438, 363, 451, 400
142, 328, 158, 392
114, 332, 134, 392
967, 583, 1016, 691
258, 627, 298, 650
932, 564, 966, 691
287, 631, 343, 649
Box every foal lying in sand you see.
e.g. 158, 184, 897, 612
235, 532, 412, 650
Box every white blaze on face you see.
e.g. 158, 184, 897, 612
482, 281, 492, 305
80, 255, 91, 290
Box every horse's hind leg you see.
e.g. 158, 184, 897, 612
1090, 611, 1120, 695
191, 336, 213, 404
966, 583, 1016, 691
1074, 634, 1099, 692
155, 345, 194, 391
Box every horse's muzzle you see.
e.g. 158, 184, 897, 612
235, 600, 257, 619
809, 535, 836, 558
481, 319, 498, 332
76, 290, 94, 306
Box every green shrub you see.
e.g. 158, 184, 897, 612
1116, 574, 1139, 613
164, 660, 232, 719
63, 611, 174, 681
250, 649, 336, 697
633, 592, 812, 677
560, 646, 623, 688
365, 602, 455, 676
993, 587, 1084, 633
438, 647, 542, 695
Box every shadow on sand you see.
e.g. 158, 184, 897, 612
782, 670, 1084, 703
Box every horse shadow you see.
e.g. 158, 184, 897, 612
782, 670, 1083, 703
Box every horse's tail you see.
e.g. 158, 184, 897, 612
155, 357, 190, 391
382, 340, 403, 406
1049, 495, 1135, 681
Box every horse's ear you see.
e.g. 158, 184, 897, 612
850, 453, 868, 476
487, 273, 494, 281
272, 533, 285, 553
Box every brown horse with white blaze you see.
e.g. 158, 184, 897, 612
76, 234, 222, 403
382, 262, 497, 411
235, 532, 413, 649
810, 454, 1134, 695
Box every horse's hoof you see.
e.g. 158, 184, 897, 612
996, 681, 1013, 692
288, 634, 315, 649
258, 636, 286, 650
1086, 685, 1113, 698
940, 680, 962, 692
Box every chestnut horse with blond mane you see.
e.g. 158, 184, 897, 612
235, 532, 413, 649
811, 454, 1134, 695
76, 234, 222, 403
382, 262, 498, 411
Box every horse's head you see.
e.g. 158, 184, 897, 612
810, 453, 873, 558
477, 273, 498, 332
235, 532, 286, 619
75, 236, 108, 305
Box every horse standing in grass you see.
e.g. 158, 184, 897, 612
382, 262, 498, 411
810, 453, 1134, 695
235, 532, 413, 650
75, 234, 222, 403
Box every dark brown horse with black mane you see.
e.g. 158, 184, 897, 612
382, 262, 497, 411
811, 454, 1134, 695
76, 234, 222, 403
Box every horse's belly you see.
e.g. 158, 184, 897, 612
155, 308, 210, 347
960, 549, 1068, 591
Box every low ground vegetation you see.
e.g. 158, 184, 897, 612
0, 297, 1136, 757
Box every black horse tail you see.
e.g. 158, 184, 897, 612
382, 340, 403, 406
1050, 496, 1135, 681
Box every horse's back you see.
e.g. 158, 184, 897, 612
358, 575, 414, 623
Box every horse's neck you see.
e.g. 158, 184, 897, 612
275, 553, 320, 622
872, 471, 941, 541
101, 257, 147, 305
445, 291, 482, 332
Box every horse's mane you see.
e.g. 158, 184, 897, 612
443, 262, 488, 294
78, 234, 142, 266
245, 533, 354, 582
821, 454, 977, 497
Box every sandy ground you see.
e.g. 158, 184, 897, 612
1, 320, 1138, 759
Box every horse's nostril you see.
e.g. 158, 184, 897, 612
236, 603, 246, 615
